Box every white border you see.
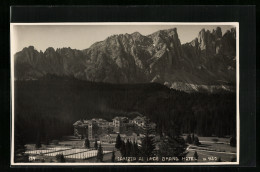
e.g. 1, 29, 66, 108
10, 22, 239, 166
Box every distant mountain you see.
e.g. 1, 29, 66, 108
14, 27, 236, 92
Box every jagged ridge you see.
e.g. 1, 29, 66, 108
14, 27, 236, 92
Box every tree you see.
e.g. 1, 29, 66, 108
111, 150, 115, 162
125, 139, 132, 157
14, 123, 29, 162
84, 138, 90, 148
35, 131, 41, 148
45, 134, 50, 145
56, 154, 65, 162
96, 144, 104, 162
158, 117, 187, 162
120, 141, 126, 157
193, 151, 198, 161
230, 136, 236, 147
130, 141, 139, 158
134, 141, 139, 157
193, 136, 200, 146
185, 134, 192, 144
115, 134, 122, 149
94, 139, 98, 150
139, 117, 156, 160
158, 135, 187, 162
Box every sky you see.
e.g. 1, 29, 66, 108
12, 24, 236, 54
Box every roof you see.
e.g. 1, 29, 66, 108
98, 118, 108, 122
109, 134, 118, 137
112, 116, 128, 120
133, 116, 145, 123
73, 120, 83, 126
92, 118, 108, 122
73, 121, 89, 128
133, 116, 145, 120
74, 117, 111, 127
83, 120, 91, 124
120, 134, 127, 137
128, 111, 143, 116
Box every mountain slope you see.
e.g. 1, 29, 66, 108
14, 27, 236, 92
14, 78, 236, 142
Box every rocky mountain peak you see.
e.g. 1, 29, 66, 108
230, 28, 236, 38
14, 27, 236, 92
43, 47, 58, 60
149, 28, 178, 39
196, 27, 236, 56
165, 28, 178, 36
224, 28, 236, 39
24, 45, 35, 50
190, 38, 199, 47
198, 28, 209, 50
212, 27, 223, 39
131, 31, 142, 37
20, 46, 38, 55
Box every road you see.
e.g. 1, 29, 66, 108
186, 145, 236, 162
84, 150, 121, 162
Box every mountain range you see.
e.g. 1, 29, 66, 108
14, 27, 236, 92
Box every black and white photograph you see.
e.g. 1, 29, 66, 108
10, 23, 239, 165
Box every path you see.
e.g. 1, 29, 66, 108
84, 150, 121, 162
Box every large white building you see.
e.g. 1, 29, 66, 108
73, 115, 156, 137
112, 116, 129, 127
132, 116, 146, 127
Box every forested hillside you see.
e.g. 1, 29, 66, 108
14, 76, 236, 143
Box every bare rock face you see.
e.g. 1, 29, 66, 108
14, 27, 236, 92
198, 27, 222, 55
213, 27, 223, 39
